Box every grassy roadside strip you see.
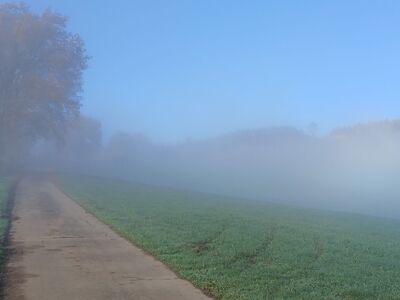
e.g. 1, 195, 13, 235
0, 177, 17, 296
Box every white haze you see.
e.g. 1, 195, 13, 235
30, 118, 400, 219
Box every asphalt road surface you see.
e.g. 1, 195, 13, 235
5, 178, 211, 300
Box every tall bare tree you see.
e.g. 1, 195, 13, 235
0, 3, 88, 171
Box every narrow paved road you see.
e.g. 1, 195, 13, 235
5, 178, 211, 300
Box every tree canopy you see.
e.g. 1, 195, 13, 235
0, 3, 88, 170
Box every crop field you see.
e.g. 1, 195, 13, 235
59, 175, 400, 299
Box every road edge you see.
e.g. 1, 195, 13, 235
0, 178, 19, 299
52, 177, 215, 300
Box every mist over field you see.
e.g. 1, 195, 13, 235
29, 117, 400, 219
4, 2, 400, 299
2, 1, 400, 218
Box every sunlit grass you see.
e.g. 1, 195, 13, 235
59, 175, 400, 299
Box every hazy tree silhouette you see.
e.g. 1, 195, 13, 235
0, 3, 88, 171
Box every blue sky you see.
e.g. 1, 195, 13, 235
22, 0, 400, 142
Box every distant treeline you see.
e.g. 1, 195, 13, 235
31, 116, 400, 219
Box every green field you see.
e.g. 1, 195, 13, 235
0, 178, 11, 260
59, 175, 400, 299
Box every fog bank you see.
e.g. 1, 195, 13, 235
31, 118, 400, 219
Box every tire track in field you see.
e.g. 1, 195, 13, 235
226, 225, 277, 266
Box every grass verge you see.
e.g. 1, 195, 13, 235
0, 177, 16, 297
